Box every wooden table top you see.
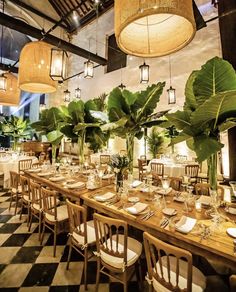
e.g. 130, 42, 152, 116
24, 170, 236, 271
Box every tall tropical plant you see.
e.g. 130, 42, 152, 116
60, 98, 108, 163
91, 83, 166, 172
2, 115, 32, 150
31, 107, 65, 161
166, 57, 236, 190
147, 127, 166, 158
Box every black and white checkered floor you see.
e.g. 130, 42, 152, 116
0, 190, 145, 292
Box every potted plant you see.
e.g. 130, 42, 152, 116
91, 83, 166, 173
109, 153, 129, 191
166, 57, 236, 190
2, 115, 32, 150
147, 127, 166, 158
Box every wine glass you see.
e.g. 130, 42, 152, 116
98, 168, 104, 186
161, 176, 169, 208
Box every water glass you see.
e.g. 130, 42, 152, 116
229, 181, 236, 197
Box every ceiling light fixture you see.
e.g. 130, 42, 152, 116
139, 61, 149, 84
49, 47, 68, 81
64, 89, 71, 104
115, 0, 196, 57
167, 56, 176, 105
75, 87, 81, 99
0, 72, 20, 106
84, 39, 94, 79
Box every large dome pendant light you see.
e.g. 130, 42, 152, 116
115, 0, 196, 57
19, 41, 57, 93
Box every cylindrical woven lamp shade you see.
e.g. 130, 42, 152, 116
0, 73, 20, 106
19, 41, 57, 93
115, 0, 196, 57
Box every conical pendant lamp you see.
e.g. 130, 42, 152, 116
115, 0, 196, 57
19, 41, 57, 93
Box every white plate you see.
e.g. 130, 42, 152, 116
173, 196, 185, 203
128, 196, 140, 203
94, 192, 116, 202
157, 188, 172, 195
162, 208, 177, 216
124, 202, 148, 215
49, 176, 65, 182
175, 216, 196, 234
66, 182, 85, 189
226, 228, 236, 238
131, 180, 143, 188
225, 207, 236, 215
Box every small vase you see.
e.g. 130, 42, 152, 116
115, 172, 123, 193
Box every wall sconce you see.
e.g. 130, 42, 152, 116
0, 74, 7, 91
139, 62, 149, 84
84, 60, 94, 78
75, 87, 81, 99
49, 48, 68, 81
64, 89, 71, 103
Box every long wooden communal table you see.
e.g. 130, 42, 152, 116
24, 171, 236, 272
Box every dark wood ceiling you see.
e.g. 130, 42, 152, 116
48, 0, 114, 32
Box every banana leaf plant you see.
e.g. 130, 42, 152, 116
91, 83, 166, 172
2, 115, 32, 150
147, 127, 166, 159
166, 57, 236, 190
60, 98, 108, 163
31, 107, 66, 162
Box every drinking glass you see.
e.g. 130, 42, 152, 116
229, 181, 236, 197
161, 176, 169, 207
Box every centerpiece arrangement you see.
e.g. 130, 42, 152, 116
109, 154, 129, 191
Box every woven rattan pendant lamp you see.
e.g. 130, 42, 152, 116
0, 73, 20, 106
115, 0, 196, 57
19, 41, 57, 93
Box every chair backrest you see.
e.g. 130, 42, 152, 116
10, 171, 19, 189
185, 165, 199, 178
151, 162, 164, 177
20, 175, 31, 200
143, 231, 193, 292
138, 159, 146, 171
66, 199, 88, 244
100, 155, 110, 165
39, 152, 46, 164
170, 177, 182, 191
18, 159, 32, 173
30, 181, 43, 209
93, 213, 128, 268
41, 187, 58, 221
195, 183, 224, 200
140, 155, 147, 161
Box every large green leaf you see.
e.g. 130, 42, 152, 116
193, 135, 224, 162
74, 122, 100, 133
169, 133, 191, 146
165, 111, 191, 130
191, 90, 236, 128
193, 57, 236, 104
46, 130, 64, 145
101, 117, 128, 132
68, 100, 84, 124
184, 71, 198, 111
218, 119, 236, 132
89, 110, 109, 122
107, 87, 130, 118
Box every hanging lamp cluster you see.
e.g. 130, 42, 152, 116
115, 0, 196, 57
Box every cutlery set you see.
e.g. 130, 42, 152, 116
160, 217, 169, 228
139, 210, 155, 221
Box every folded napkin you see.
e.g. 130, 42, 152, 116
49, 176, 65, 182
67, 181, 85, 189
175, 216, 196, 234
102, 174, 114, 179
227, 207, 236, 215
94, 192, 116, 202
173, 195, 185, 203
126, 202, 148, 215
162, 208, 177, 216
157, 187, 172, 195
131, 180, 143, 188
38, 172, 52, 177
28, 168, 41, 173
197, 195, 211, 206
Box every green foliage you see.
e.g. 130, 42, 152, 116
147, 128, 166, 158
109, 154, 129, 174
166, 57, 236, 163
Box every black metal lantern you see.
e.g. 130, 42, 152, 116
84, 60, 94, 78
118, 83, 126, 90
75, 87, 81, 99
139, 62, 149, 84
50, 48, 68, 81
167, 86, 176, 104
64, 89, 71, 103
0, 74, 7, 91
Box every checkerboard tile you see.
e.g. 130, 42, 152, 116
0, 190, 145, 291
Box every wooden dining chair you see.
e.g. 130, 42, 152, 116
41, 187, 69, 257
143, 232, 206, 292
100, 154, 110, 165
93, 213, 142, 292
66, 199, 96, 290
9, 171, 22, 215
195, 183, 224, 200
170, 177, 182, 191
150, 162, 164, 180
185, 164, 199, 184
19, 175, 32, 226
18, 158, 33, 174
138, 159, 147, 181
140, 155, 147, 161
29, 181, 43, 239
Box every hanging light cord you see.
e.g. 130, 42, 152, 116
0, 0, 5, 66
169, 55, 172, 87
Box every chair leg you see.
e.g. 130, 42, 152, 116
66, 243, 72, 270
53, 224, 57, 257
136, 260, 143, 290
84, 248, 88, 290
19, 202, 24, 220
9, 192, 13, 211
14, 194, 19, 215
26, 204, 31, 226
95, 258, 101, 292
123, 271, 128, 292
38, 212, 42, 241
40, 220, 46, 245
28, 210, 33, 232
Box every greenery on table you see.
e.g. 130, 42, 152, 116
2, 115, 32, 150
91, 83, 166, 172
31, 107, 65, 161
166, 57, 236, 190
147, 127, 166, 158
